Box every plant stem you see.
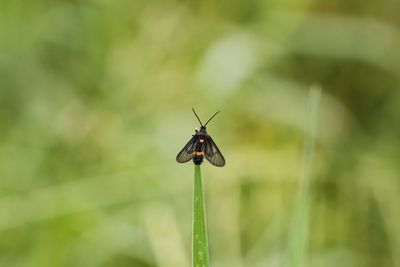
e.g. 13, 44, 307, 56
285, 85, 321, 267
193, 164, 210, 267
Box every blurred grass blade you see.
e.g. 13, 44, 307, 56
285, 85, 322, 267
193, 165, 210, 267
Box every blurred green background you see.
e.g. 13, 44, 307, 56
1, 0, 400, 267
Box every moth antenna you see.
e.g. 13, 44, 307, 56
192, 108, 203, 126
204, 110, 220, 126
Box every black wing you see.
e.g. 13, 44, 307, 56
204, 136, 225, 167
176, 135, 198, 163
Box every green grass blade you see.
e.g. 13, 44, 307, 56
193, 165, 210, 267
285, 85, 322, 267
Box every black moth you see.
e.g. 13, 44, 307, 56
176, 108, 225, 167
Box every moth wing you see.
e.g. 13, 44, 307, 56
176, 135, 197, 163
204, 136, 225, 167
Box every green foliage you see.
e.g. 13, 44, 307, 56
0, 1, 399, 267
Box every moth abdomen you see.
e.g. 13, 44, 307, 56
193, 151, 204, 165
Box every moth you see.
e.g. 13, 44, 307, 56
176, 109, 225, 167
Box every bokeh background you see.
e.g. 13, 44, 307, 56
1, 0, 399, 267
